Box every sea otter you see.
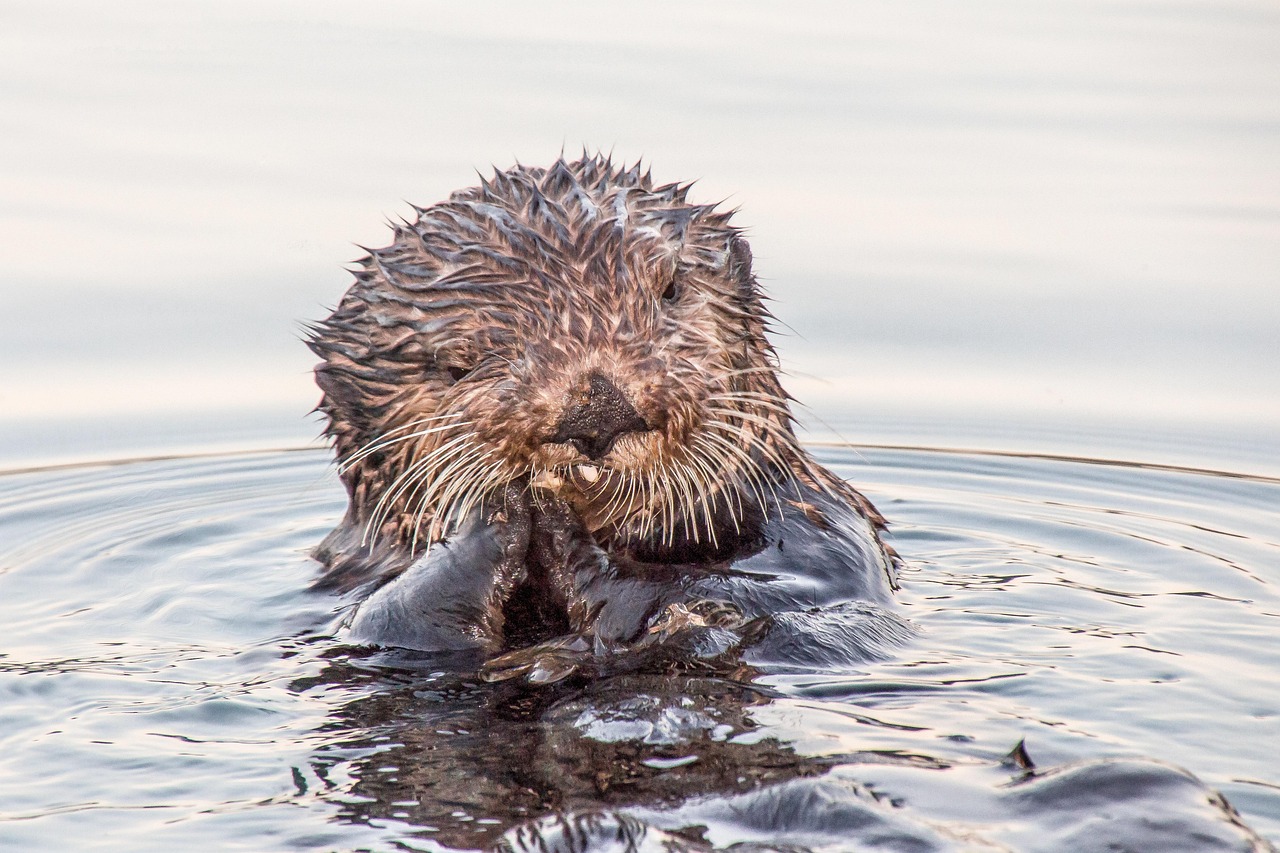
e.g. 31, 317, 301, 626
308, 154, 909, 678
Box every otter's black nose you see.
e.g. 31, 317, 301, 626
550, 373, 650, 460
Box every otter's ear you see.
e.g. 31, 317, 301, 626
728, 235, 754, 282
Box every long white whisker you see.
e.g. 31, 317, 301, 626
364, 455, 436, 546
700, 427, 782, 510
425, 446, 492, 540
390, 433, 476, 515
669, 462, 697, 545
686, 458, 719, 547
368, 434, 475, 539
705, 413, 799, 480
694, 436, 760, 520
710, 365, 781, 383
338, 413, 463, 472
597, 467, 630, 525
457, 459, 507, 525
409, 449, 490, 554
366, 432, 477, 548
686, 444, 737, 537
643, 470, 657, 543
704, 405, 795, 437
704, 392, 796, 419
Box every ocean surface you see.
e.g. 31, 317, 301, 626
1, 447, 1277, 849
1, 1, 1277, 849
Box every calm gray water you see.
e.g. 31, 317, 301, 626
2, 0, 1278, 849
0, 446, 1276, 850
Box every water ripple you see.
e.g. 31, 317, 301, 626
0, 446, 1276, 849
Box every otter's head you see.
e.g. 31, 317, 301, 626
309, 155, 812, 568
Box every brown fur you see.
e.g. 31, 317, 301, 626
308, 154, 891, 593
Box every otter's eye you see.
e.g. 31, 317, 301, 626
446, 364, 471, 384
661, 278, 679, 303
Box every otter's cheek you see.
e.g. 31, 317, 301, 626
528, 444, 579, 472
607, 430, 663, 469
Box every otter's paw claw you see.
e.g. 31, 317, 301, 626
480, 635, 593, 684
644, 600, 745, 642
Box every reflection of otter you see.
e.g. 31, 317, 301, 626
295, 662, 1268, 852
307, 154, 907, 669
296, 660, 950, 848
300, 667, 830, 847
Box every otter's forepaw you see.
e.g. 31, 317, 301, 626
627, 600, 765, 664
483, 482, 534, 588
480, 634, 594, 684
642, 600, 746, 642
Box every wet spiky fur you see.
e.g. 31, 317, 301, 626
308, 154, 889, 593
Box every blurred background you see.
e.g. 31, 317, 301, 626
2, 0, 1277, 473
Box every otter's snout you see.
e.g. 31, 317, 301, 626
549, 373, 650, 460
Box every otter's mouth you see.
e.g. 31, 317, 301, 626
530, 463, 613, 494
571, 463, 603, 486
527, 462, 644, 532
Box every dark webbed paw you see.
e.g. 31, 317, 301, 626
527, 492, 598, 574
345, 485, 533, 653
486, 482, 535, 592
481, 600, 759, 686
480, 634, 594, 684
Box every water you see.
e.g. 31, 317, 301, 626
2, 0, 1278, 848
0, 446, 1276, 849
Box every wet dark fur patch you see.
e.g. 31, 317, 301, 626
307, 153, 895, 598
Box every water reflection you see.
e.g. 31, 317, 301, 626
290, 651, 1267, 851
293, 658, 837, 846
0, 448, 1277, 848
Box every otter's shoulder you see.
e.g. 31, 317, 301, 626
691, 464, 899, 612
